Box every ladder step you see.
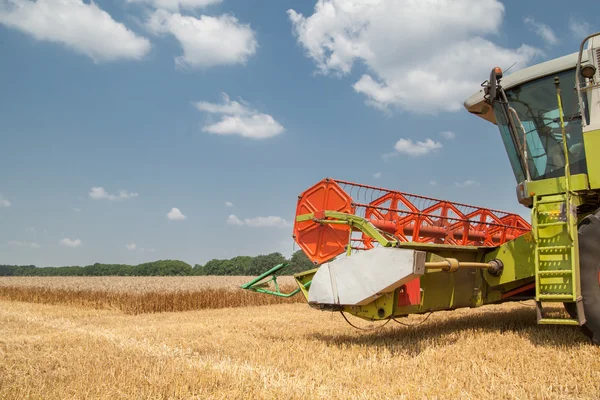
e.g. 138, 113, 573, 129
538, 270, 573, 276
537, 221, 567, 227
538, 294, 574, 301
538, 318, 581, 326
537, 245, 571, 251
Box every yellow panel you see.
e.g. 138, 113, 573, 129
584, 129, 600, 189
483, 233, 536, 287
526, 174, 588, 197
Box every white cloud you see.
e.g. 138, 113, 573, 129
568, 17, 592, 39
167, 207, 186, 220
389, 138, 442, 157
373, 172, 382, 179
89, 187, 139, 201
524, 17, 558, 46
194, 93, 285, 139
225, 201, 234, 207
126, 243, 137, 251
0, 194, 10, 207
0, 0, 151, 62
429, 180, 437, 186
440, 131, 456, 140
127, 0, 221, 12
226, 214, 290, 228
60, 238, 82, 248
73, 208, 81, 212
8, 240, 40, 249
146, 10, 257, 69
455, 180, 479, 188
226, 214, 243, 226
202, 115, 284, 139
288, 0, 540, 114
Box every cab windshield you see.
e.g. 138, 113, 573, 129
493, 68, 587, 182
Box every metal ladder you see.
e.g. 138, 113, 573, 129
530, 74, 586, 326
532, 193, 585, 325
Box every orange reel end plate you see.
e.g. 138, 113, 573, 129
293, 178, 354, 264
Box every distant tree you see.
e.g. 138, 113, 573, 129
246, 253, 287, 276
0, 251, 320, 277
287, 250, 317, 274
199, 259, 227, 275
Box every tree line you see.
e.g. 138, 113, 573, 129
0, 250, 317, 277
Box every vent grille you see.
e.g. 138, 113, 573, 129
597, 48, 600, 67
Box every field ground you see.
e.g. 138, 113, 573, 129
0, 278, 599, 399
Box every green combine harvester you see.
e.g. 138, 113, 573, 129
243, 32, 600, 344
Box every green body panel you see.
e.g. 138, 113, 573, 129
482, 232, 535, 287
394, 269, 478, 316
584, 129, 600, 189
344, 292, 395, 320
526, 174, 589, 197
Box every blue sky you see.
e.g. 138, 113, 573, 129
0, 0, 597, 267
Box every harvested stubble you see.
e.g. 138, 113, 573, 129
0, 276, 302, 314
0, 299, 599, 399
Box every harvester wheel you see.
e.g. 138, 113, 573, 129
573, 208, 600, 345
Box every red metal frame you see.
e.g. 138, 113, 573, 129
396, 279, 421, 307
294, 178, 531, 265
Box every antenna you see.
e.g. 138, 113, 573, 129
504, 61, 517, 74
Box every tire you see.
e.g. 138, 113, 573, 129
577, 208, 600, 344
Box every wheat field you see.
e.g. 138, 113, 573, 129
0, 276, 300, 314
1, 277, 599, 399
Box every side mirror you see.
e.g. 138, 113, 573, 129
487, 67, 503, 105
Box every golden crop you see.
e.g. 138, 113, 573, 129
0, 276, 301, 314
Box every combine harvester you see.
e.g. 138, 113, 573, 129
242, 33, 600, 344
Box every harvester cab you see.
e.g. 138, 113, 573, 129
242, 33, 600, 345
465, 34, 600, 207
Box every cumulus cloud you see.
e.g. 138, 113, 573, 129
385, 138, 443, 158
455, 180, 479, 188
568, 17, 592, 39
194, 93, 285, 139
288, 0, 540, 114
146, 10, 257, 69
226, 214, 290, 228
0, 194, 10, 207
89, 187, 139, 201
8, 240, 40, 249
225, 201, 234, 207
60, 238, 82, 248
167, 207, 186, 220
226, 214, 243, 226
440, 131, 456, 140
524, 17, 558, 46
126, 243, 137, 250
127, 0, 221, 12
0, 0, 151, 62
